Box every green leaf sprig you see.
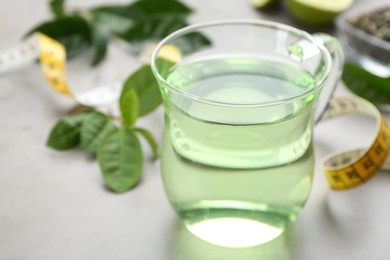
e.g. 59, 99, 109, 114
29, 0, 209, 65
39, 0, 209, 193
46, 60, 173, 193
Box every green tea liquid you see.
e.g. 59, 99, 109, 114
160, 56, 317, 247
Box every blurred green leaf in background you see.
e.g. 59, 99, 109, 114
28, 0, 209, 66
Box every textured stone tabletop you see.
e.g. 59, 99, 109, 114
1, 0, 389, 259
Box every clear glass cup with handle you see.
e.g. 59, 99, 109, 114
151, 20, 343, 248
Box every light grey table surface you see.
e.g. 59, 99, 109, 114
1, 0, 389, 259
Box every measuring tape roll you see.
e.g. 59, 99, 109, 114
1, 34, 389, 191
320, 96, 390, 190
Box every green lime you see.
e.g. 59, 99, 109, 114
251, 0, 280, 10
287, 0, 353, 26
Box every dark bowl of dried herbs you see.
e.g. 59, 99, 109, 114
336, 1, 390, 78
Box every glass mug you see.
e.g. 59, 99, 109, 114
151, 20, 343, 248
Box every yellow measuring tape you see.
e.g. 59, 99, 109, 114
38, 34, 181, 103
0, 33, 180, 108
0, 34, 388, 191
38, 34, 74, 98
320, 96, 390, 190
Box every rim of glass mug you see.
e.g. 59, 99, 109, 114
151, 19, 332, 108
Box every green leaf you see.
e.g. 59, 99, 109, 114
90, 0, 193, 34
80, 111, 116, 154
120, 16, 183, 50
120, 89, 139, 127
91, 5, 134, 18
90, 13, 110, 66
47, 110, 92, 150
173, 31, 211, 55
27, 16, 91, 59
97, 128, 143, 193
89, 5, 143, 65
342, 63, 390, 104
50, 0, 66, 18
120, 16, 211, 54
127, 0, 193, 20
154, 57, 176, 78
135, 128, 159, 160
121, 64, 161, 117
90, 8, 134, 35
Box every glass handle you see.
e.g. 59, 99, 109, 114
312, 33, 345, 124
